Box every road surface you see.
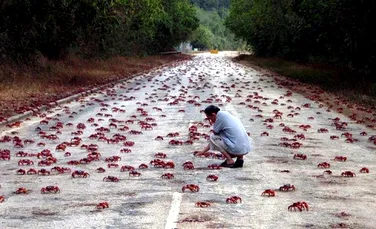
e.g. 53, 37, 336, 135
1, 52, 376, 229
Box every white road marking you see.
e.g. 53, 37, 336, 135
165, 192, 183, 229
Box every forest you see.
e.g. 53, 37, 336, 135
225, 0, 376, 76
0, 0, 199, 62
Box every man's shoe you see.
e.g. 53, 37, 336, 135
231, 159, 244, 168
220, 160, 235, 168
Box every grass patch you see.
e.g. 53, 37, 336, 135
235, 54, 376, 105
0, 54, 191, 118
234, 54, 376, 127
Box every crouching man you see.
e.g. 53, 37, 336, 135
194, 105, 251, 168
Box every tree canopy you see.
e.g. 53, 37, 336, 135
225, 0, 376, 74
0, 0, 199, 61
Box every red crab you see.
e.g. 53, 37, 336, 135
124, 141, 135, 147
41, 186, 60, 194
18, 159, 34, 166
38, 169, 51, 176
288, 201, 309, 211
341, 171, 356, 177
96, 167, 106, 173
120, 148, 132, 153
293, 153, 307, 160
206, 175, 219, 181
120, 165, 135, 172
129, 170, 141, 177
27, 168, 37, 175
359, 167, 369, 173
155, 136, 164, 141
103, 176, 120, 182
261, 189, 276, 197
260, 132, 269, 136
226, 196, 242, 204
154, 153, 167, 158
334, 156, 347, 162
16, 169, 26, 175
182, 184, 199, 192
317, 162, 331, 168
163, 161, 175, 169
96, 202, 109, 209
279, 184, 295, 192
208, 164, 221, 170
15, 151, 28, 157
139, 164, 148, 169
195, 202, 211, 208
107, 163, 119, 168
161, 173, 174, 179
183, 164, 194, 170
0, 196, 4, 203
323, 170, 332, 175
317, 128, 328, 133
71, 170, 90, 178
15, 187, 30, 194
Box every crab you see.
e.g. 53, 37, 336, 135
155, 136, 164, 141
359, 167, 369, 173
154, 153, 167, 158
317, 162, 331, 168
41, 186, 60, 194
163, 161, 175, 169
38, 169, 51, 175
129, 170, 141, 177
206, 174, 219, 181
120, 165, 135, 172
208, 164, 221, 170
107, 163, 119, 168
16, 169, 26, 175
103, 176, 120, 182
330, 135, 339, 140
182, 184, 200, 192
323, 170, 332, 175
139, 163, 148, 169
279, 184, 295, 192
288, 201, 309, 211
261, 189, 276, 197
27, 168, 37, 175
18, 159, 34, 166
120, 148, 132, 153
317, 128, 329, 133
195, 202, 211, 208
161, 173, 174, 179
183, 164, 194, 170
96, 202, 109, 209
124, 141, 135, 147
334, 156, 347, 162
71, 170, 90, 178
293, 154, 307, 160
0, 196, 4, 203
341, 171, 356, 177
15, 151, 28, 157
15, 187, 30, 194
226, 196, 242, 204
96, 167, 106, 173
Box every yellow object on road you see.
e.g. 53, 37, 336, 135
210, 49, 219, 54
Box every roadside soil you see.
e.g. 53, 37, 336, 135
234, 57, 376, 130
0, 54, 191, 122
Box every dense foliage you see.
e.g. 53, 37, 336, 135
0, 0, 198, 61
225, 0, 376, 74
190, 0, 230, 11
189, 1, 245, 50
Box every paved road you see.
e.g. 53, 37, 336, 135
1, 52, 376, 229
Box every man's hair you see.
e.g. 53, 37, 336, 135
204, 105, 220, 115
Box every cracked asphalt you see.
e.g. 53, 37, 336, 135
1, 52, 376, 229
